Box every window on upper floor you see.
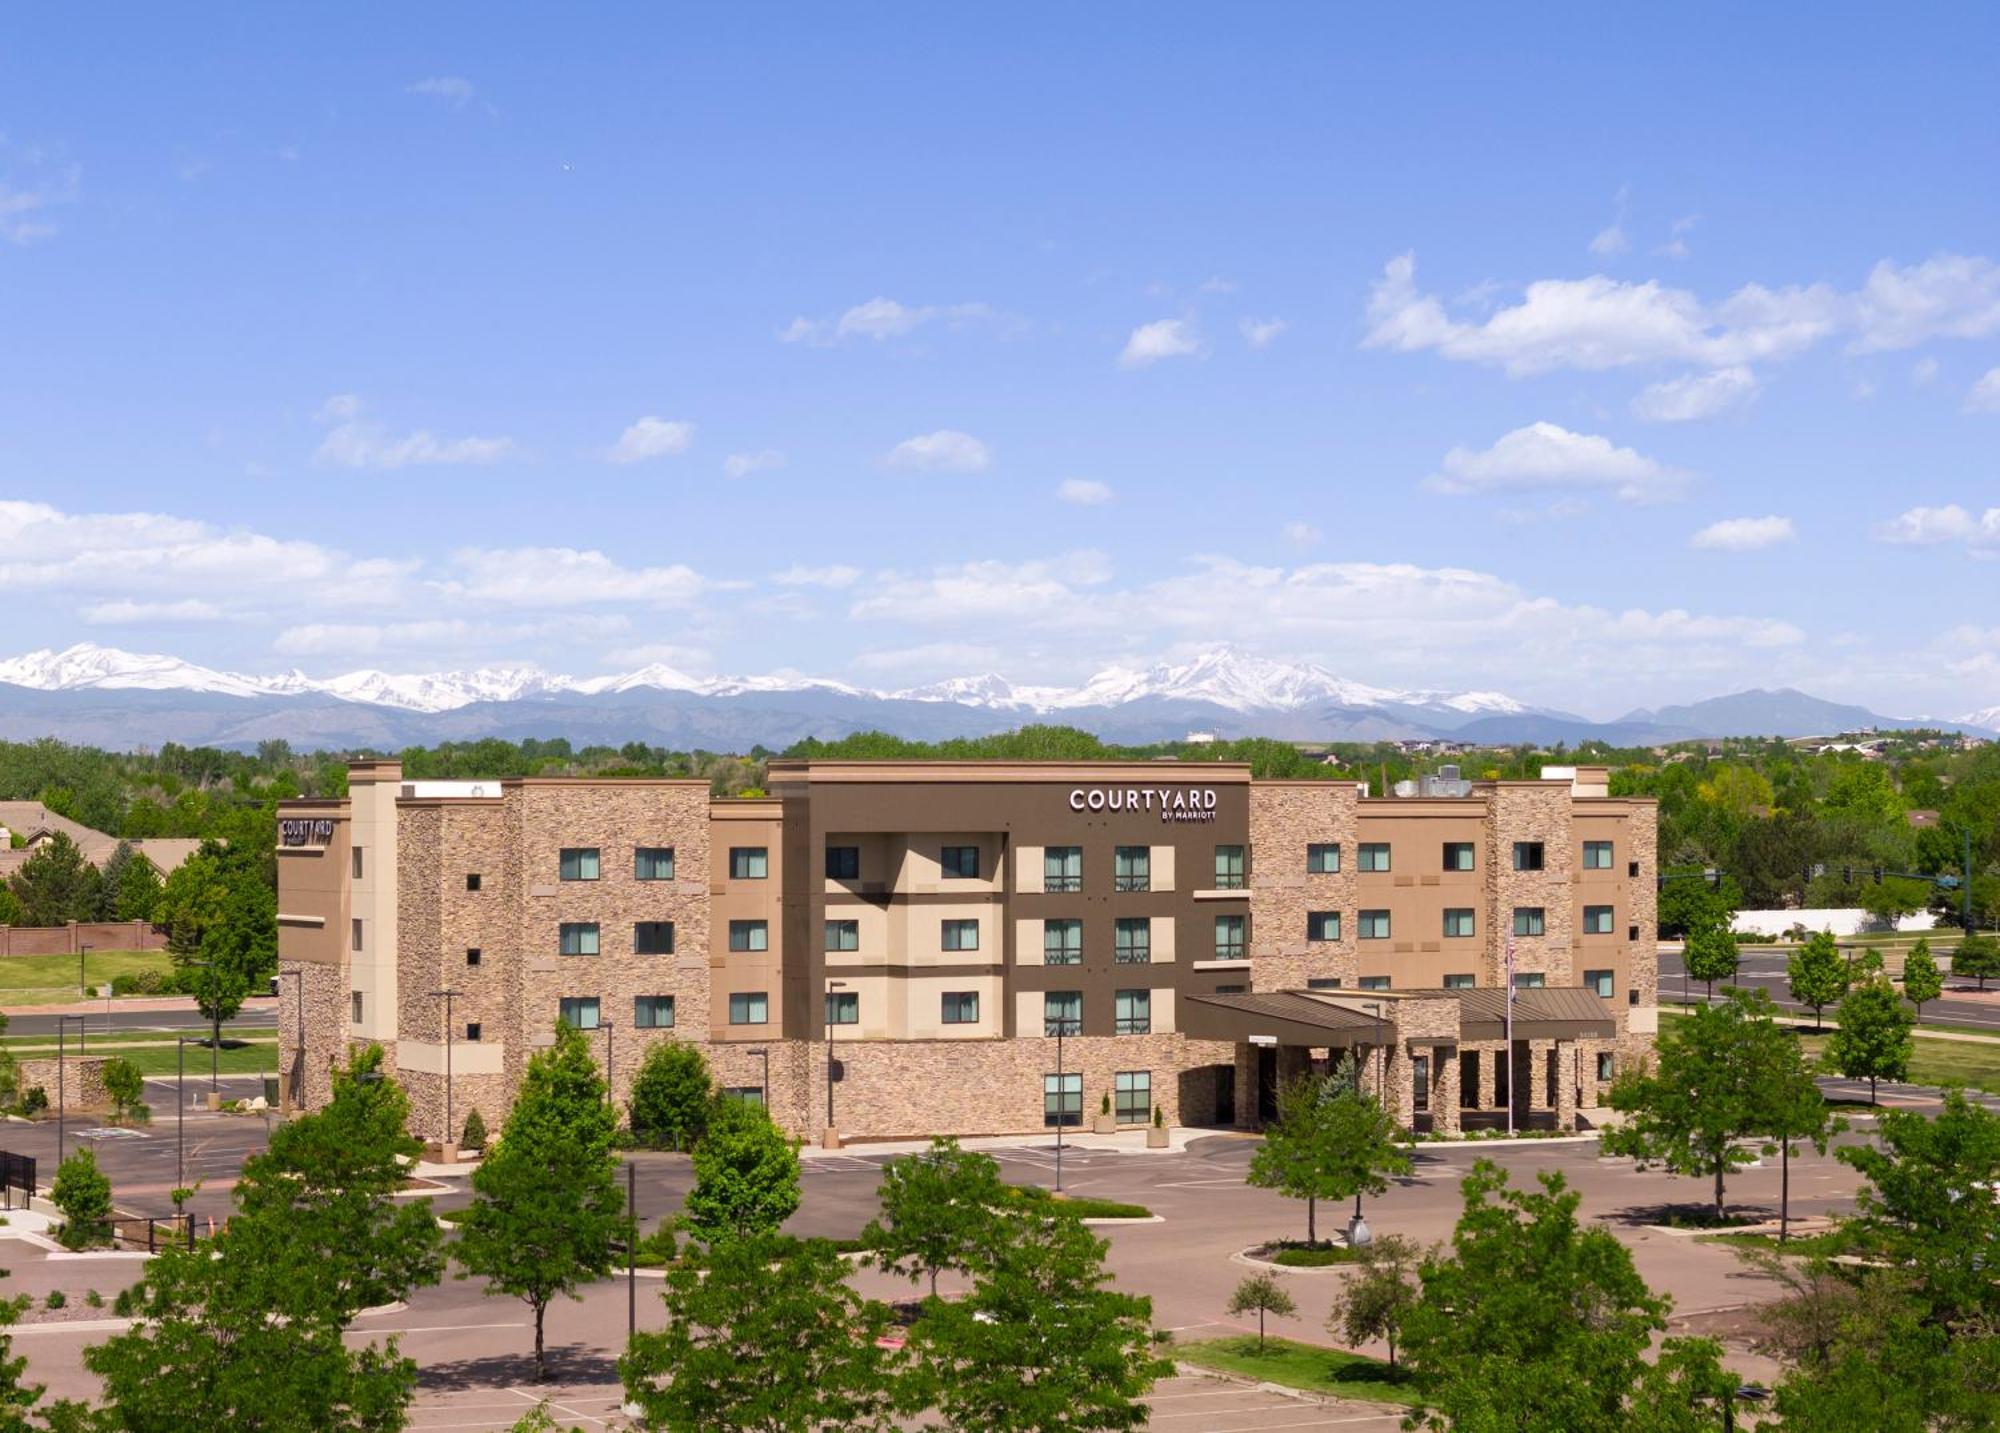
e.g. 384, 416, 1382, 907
1512, 907, 1546, 937
824, 919, 859, 952
351, 918, 363, 952
1114, 917, 1151, 963
1443, 973, 1475, 989
1043, 991, 1081, 1037
1584, 969, 1615, 999
1307, 843, 1341, 874
1043, 919, 1082, 965
1357, 909, 1391, 940
1582, 905, 1615, 935
466, 948, 481, 967
1213, 846, 1245, 889
1044, 846, 1082, 892
940, 845, 980, 879
1358, 843, 1391, 873
941, 991, 979, 1024
1213, 915, 1246, 960
634, 995, 675, 1029
559, 922, 600, 956
634, 921, 675, 955
727, 992, 768, 1025
1582, 840, 1614, 870
1513, 841, 1545, 871
1307, 910, 1341, 942
825, 990, 859, 1025
558, 996, 600, 1031
825, 845, 860, 881
730, 847, 768, 880
941, 919, 979, 952
634, 847, 676, 881
1113, 988, 1151, 1035
465, 1021, 481, 1041
559, 848, 600, 881
1443, 908, 1475, 938
1114, 846, 1150, 892
728, 920, 768, 953
1443, 842, 1475, 872
351, 846, 363, 880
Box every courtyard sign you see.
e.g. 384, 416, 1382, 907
1068, 787, 1218, 823
278, 817, 335, 847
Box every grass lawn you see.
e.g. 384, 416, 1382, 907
1174, 1335, 1421, 1407
0, 951, 172, 1005
113, 1042, 276, 1078
1700, 1228, 1858, 1258
1794, 1032, 2000, 1096
1, 1029, 274, 1052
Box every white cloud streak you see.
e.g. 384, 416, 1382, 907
1057, 479, 1112, 506
314, 395, 513, 470
780, 297, 1002, 346
1631, 366, 1759, 422
1428, 423, 1685, 503
606, 417, 694, 464
884, 430, 992, 473
1691, 515, 1795, 551
1119, 319, 1202, 368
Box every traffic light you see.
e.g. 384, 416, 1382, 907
1872, 866, 1884, 883
1842, 867, 1853, 884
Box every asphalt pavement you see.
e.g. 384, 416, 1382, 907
1659, 945, 2000, 1029
4, 1000, 277, 1039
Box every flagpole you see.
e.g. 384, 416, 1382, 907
1505, 936, 1516, 1137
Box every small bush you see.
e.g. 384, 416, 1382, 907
631, 1223, 679, 1268
52, 1147, 114, 1251
44, 1291, 65, 1311
102, 1057, 145, 1119
1269, 1242, 1359, 1267
1005, 1186, 1153, 1221
110, 969, 169, 997
18, 1087, 47, 1117
83, 1290, 103, 1309
461, 1108, 487, 1151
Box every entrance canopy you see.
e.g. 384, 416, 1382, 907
1181, 986, 1615, 1047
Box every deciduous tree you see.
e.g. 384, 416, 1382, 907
1328, 1234, 1421, 1368
1952, 932, 2000, 991
50, 1150, 112, 1251
863, 1137, 1007, 1298
1226, 1272, 1295, 1353
1682, 920, 1740, 1003
1827, 975, 1915, 1104
1787, 930, 1850, 1029
625, 1041, 713, 1152
1901, 936, 1943, 1018
1247, 1074, 1411, 1244
6, 834, 99, 927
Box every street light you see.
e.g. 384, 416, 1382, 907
77, 941, 91, 1001
824, 980, 848, 1137
275, 968, 306, 1114
186, 959, 219, 1096
1053, 1010, 1078, 1193
175, 1035, 204, 1191
430, 989, 460, 1146
55, 1014, 86, 1166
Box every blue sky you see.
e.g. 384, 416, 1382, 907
3, 5, 1998, 718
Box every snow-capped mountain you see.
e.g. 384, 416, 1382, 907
0, 645, 311, 701
1962, 704, 2000, 730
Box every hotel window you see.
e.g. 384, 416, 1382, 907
1358, 975, 1391, 991
941, 919, 979, 952
465, 1022, 481, 1042
351, 918, 363, 952
559, 847, 600, 882
941, 991, 979, 1024
1583, 840, 1614, 870
351, 847, 363, 879
350, 990, 363, 1023
1443, 841, 1475, 872
634, 921, 675, 956
634, 995, 675, 1029
728, 992, 768, 1025
825, 845, 860, 880
728, 920, 768, 953
1213, 846, 1245, 890
559, 922, 600, 956
1114, 846, 1151, 892
1043, 1072, 1082, 1127
1044, 846, 1083, 892
940, 845, 980, 879
1584, 969, 1615, 999
1629, 924, 1642, 941
1443, 908, 1475, 938
634, 846, 676, 881
466, 948, 481, 967
1512, 841, 1545, 871
1357, 910, 1391, 940
558, 996, 600, 1031
1044, 991, 1081, 1037
1115, 1071, 1151, 1124
1596, 1052, 1616, 1081
1582, 905, 1615, 935
729, 847, 768, 880
825, 990, 859, 1026
466, 873, 482, 891
1114, 917, 1151, 964
1306, 977, 1342, 990
1213, 915, 1246, 960
1306, 843, 1341, 874
1358, 842, 1391, 873
1307, 910, 1341, 942
1512, 972, 1546, 990
824, 919, 859, 952
1216, 983, 1248, 993
1512, 907, 1545, 937
1114, 988, 1151, 1035
1443, 973, 1475, 989
1043, 919, 1082, 965
724, 1086, 766, 1107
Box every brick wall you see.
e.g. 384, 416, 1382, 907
0, 922, 165, 956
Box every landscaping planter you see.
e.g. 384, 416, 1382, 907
1092, 1114, 1118, 1134
1146, 1125, 1170, 1148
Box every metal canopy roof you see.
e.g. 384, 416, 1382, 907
1180, 986, 1615, 1047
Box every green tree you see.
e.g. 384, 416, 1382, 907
106, 845, 162, 922
0, 889, 20, 927
5, 833, 99, 927
50, 1148, 112, 1251
100, 1057, 144, 1121
1953, 931, 2000, 991
1657, 873, 1736, 939
863, 1137, 1007, 1298
1681, 920, 1740, 1003
1827, 975, 1915, 1103
83, 1045, 444, 1431
911, 1207, 1172, 1433
455, 1022, 624, 1381
682, 1096, 801, 1242
1399, 1161, 1726, 1433
1900, 937, 1943, 1018
1861, 876, 1931, 927
1604, 988, 1790, 1222
1328, 1233, 1421, 1368
621, 1233, 904, 1432
1247, 1074, 1411, 1244
1226, 1271, 1296, 1353
1749, 1022, 1845, 1243
625, 1041, 713, 1151
1787, 930, 1850, 1029
156, 840, 275, 1024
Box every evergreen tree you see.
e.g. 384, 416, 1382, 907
1247, 1074, 1411, 1244
6, 833, 99, 927
1827, 975, 1916, 1104
1787, 930, 1851, 1029
682, 1097, 801, 1241
1900, 937, 1943, 1018
455, 1022, 624, 1381
622, 1233, 904, 1432
863, 1137, 1007, 1298
625, 1041, 713, 1151
1226, 1271, 1296, 1353
108, 846, 161, 923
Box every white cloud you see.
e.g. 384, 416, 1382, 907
273, 615, 629, 658
1588, 225, 1629, 257
773, 564, 861, 589
440, 547, 712, 606
851, 642, 1004, 675
314, 395, 513, 469
724, 449, 785, 479
779, 298, 1000, 345
79, 599, 226, 624
1850, 254, 2000, 352
1630, 366, 1759, 422
0, 138, 80, 246
1912, 356, 1941, 386
1874, 504, 2000, 552
606, 416, 694, 464
0, 499, 369, 598
1119, 319, 1202, 368
1428, 423, 1685, 503
602, 641, 712, 670
1240, 317, 1288, 349
1655, 214, 1699, 260
1283, 521, 1322, 547
1965, 367, 2000, 413
884, 429, 992, 473
851, 552, 1116, 627
407, 77, 475, 106
1058, 479, 1112, 506
1691, 515, 1796, 551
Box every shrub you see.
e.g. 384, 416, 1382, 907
628, 1042, 713, 1151
1005, 1186, 1154, 1221
52, 1147, 113, 1251
44, 1291, 65, 1311
102, 1057, 145, 1118
461, 1108, 488, 1151
109, 968, 169, 997
1271, 1243, 1359, 1267
633, 1223, 679, 1268
84, 1289, 103, 1309
19, 1086, 47, 1117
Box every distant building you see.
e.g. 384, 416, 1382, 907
0, 802, 201, 882
1184, 730, 1217, 745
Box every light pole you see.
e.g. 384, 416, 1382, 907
1053, 1011, 1077, 1193
825, 980, 847, 1137
430, 989, 460, 1146
275, 968, 305, 1113
55, 1014, 85, 1166
175, 1035, 203, 1192
747, 1047, 769, 1107
77, 941, 91, 1001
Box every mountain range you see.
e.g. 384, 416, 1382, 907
0, 643, 1989, 752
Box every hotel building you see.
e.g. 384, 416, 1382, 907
276, 759, 1656, 1144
